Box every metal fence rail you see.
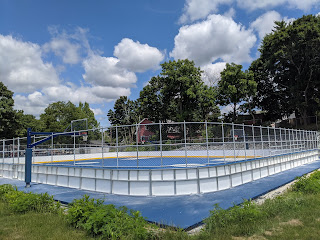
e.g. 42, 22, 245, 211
0, 122, 319, 168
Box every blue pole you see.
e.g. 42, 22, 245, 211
25, 128, 32, 187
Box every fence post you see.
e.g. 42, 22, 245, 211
25, 128, 32, 188
221, 122, 226, 164
101, 127, 104, 167
252, 124, 256, 158
205, 121, 209, 164
243, 123, 247, 160
273, 127, 277, 155
159, 121, 163, 167
232, 122, 236, 161
136, 124, 139, 168
2, 140, 4, 164
51, 133, 53, 163
260, 126, 264, 158
116, 126, 119, 168
279, 128, 283, 155
73, 130, 76, 165
184, 121, 187, 167
17, 137, 20, 163
267, 126, 271, 156
12, 138, 15, 164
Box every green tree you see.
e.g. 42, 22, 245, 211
15, 111, 44, 137
107, 96, 139, 126
250, 15, 320, 126
0, 82, 19, 139
138, 59, 220, 122
217, 63, 257, 122
40, 101, 99, 133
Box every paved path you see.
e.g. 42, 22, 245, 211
1, 160, 320, 229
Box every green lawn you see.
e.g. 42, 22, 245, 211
0, 202, 94, 240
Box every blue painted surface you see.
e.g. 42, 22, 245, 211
37, 156, 227, 169
1, 160, 320, 229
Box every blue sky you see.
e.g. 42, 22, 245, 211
0, 0, 319, 126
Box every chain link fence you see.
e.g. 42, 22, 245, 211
1, 122, 319, 168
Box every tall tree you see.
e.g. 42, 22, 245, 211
0, 82, 19, 139
138, 59, 220, 122
40, 101, 99, 132
107, 96, 139, 126
250, 15, 320, 126
217, 63, 257, 122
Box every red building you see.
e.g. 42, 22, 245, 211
137, 118, 155, 143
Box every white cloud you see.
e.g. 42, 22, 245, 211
179, 0, 319, 24
251, 12, 296, 39
201, 62, 227, 86
43, 38, 81, 64
250, 11, 282, 39
91, 108, 104, 116
0, 35, 60, 93
114, 38, 164, 72
170, 14, 257, 66
179, 0, 233, 23
237, 0, 319, 11
82, 55, 137, 88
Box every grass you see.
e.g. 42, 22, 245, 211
1, 170, 320, 239
0, 201, 94, 240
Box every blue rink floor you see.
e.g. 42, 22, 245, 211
1, 160, 320, 229
36, 156, 241, 169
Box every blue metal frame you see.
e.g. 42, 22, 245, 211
25, 128, 80, 187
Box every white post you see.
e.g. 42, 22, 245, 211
2, 140, 4, 164
116, 126, 119, 168
267, 126, 271, 156
73, 131, 76, 165
184, 121, 187, 167
289, 129, 292, 153
232, 123, 236, 161
205, 121, 209, 164
159, 121, 163, 167
12, 138, 15, 164
101, 127, 104, 167
273, 127, 277, 155
136, 124, 139, 168
279, 128, 283, 155
17, 137, 20, 163
252, 124, 256, 158
260, 126, 264, 157
51, 133, 53, 163
221, 122, 226, 163
243, 123, 247, 160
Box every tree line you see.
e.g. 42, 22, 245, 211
108, 15, 320, 129
0, 82, 99, 139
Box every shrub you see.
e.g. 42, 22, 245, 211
292, 171, 320, 194
0, 184, 17, 200
67, 195, 152, 239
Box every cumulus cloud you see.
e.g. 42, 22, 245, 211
250, 11, 282, 39
0, 35, 60, 93
43, 38, 81, 64
179, 0, 233, 23
179, 0, 319, 24
237, 0, 319, 11
114, 38, 164, 72
82, 55, 137, 88
201, 62, 227, 86
15, 84, 131, 116
251, 12, 296, 39
170, 14, 257, 66
91, 108, 104, 116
